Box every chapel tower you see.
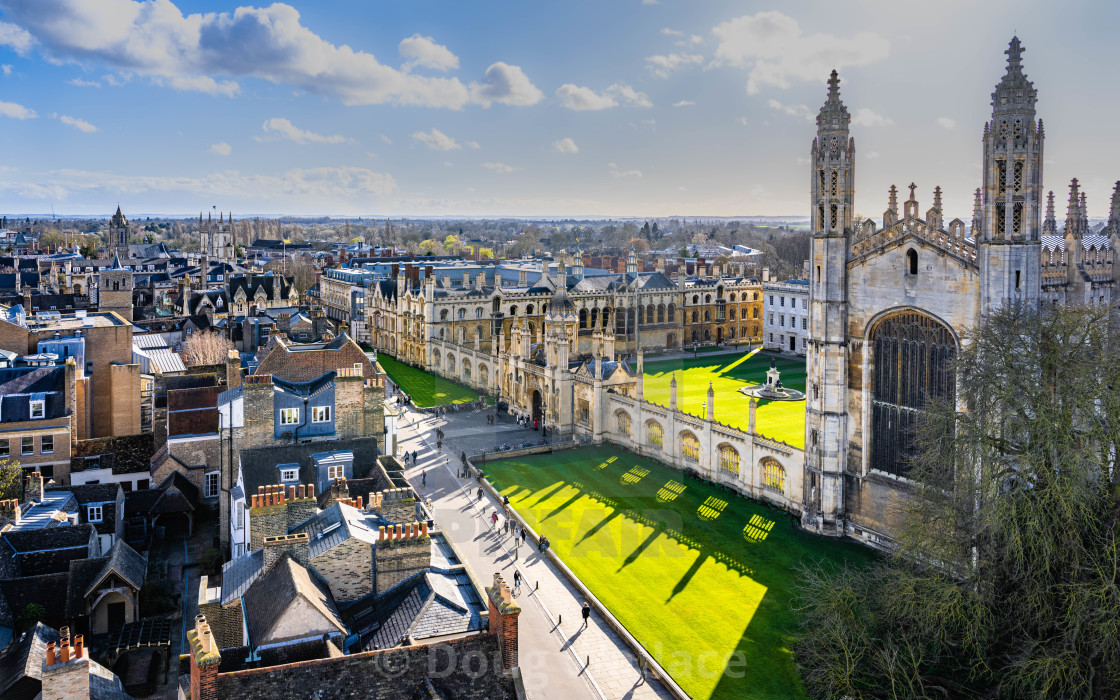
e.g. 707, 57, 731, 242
978, 37, 1043, 313
805, 70, 853, 532
108, 206, 129, 259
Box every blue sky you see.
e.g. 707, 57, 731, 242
0, 0, 1117, 220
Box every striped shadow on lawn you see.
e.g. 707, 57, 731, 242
376, 353, 483, 407
485, 445, 875, 700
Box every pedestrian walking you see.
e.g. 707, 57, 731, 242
520, 527, 527, 545
491, 511, 499, 527
504, 519, 511, 535
513, 570, 522, 590
437, 440, 442, 451
477, 487, 483, 501
421, 470, 427, 487
581, 602, 591, 629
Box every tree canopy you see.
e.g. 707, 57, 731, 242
794, 303, 1120, 699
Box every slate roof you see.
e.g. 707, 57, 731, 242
0, 366, 66, 422
65, 541, 146, 618
61, 483, 121, 506
292, 502, 379, 559
221, 549, 264, 605
243, 557, 346, 646
237, 436, 383, 497
253, 332, 375, 383
273, 371, 336, 399
3, 524, 95, 575
0, 622, 58, 697
359, 571, 484, 651
0, 573, 69, 626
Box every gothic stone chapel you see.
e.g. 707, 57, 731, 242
804, 38, 1045, 544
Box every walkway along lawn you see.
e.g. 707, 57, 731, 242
485, 445, 875, 700
376, 353, 484, 407
643, 350, 807, 448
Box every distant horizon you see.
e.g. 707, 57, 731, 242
3, 212, 814, 223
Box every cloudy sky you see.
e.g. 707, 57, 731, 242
0, 0, 1116, 219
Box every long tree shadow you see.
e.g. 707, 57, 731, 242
666, 551, 710, 603
542, 489, 586, 521
576, 509, 624, 546
617, 525, 663, 571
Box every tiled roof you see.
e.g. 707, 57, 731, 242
359, 571, 484, 651
237, 436, 383, 497
221, 549, 264, 606
0, 573, 69, 625
243, 557, 346, 646
0, 622, 58, 696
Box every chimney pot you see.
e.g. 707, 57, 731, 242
396, 524, 403, 538
46, 642, 55, 666
257, 485, 265, 496
298, 484, 305, 499
421, 522, 428, 537
60, 640, 69, 664
75, 635, 83, 659
308, 484, 315, 499
356, 495, 363, 509
379, 526, 386, 540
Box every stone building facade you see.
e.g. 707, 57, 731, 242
803, 38, 1068, 546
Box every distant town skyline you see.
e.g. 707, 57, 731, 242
0, 0, 1117, 219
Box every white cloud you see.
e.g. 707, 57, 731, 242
739, 116, 748, 126
608, 162, 642, 178
645, 52, 702, 78
468, 62, 543, 107
767, 99, 813, 122
711, 11, 889, 94
208, 142, 231, 156
68, 77, 100, 87
412, 128, 460, 151
551, 137, 578, 154
673, 100, 695, 107
0, 0, 536, 108
0, 65, 10, 75
443, 160, 453, 167
688, 34, 703, 45
938, 117, 956, 129
160, 75, 239, 97
482, 162, 516, 173
642, 0, 659, 4
465, 140, 480, 150
661, 28, 683, 36
0, 21, 32, 55
398, 34, 458, 72
58, 114, 97, 132
555, 82, 651, 111
380, 134, 393, 144
260, 117, 345, 144
0, 100, 35, 119
851, 108, 893, 127
867, 150, 880, 159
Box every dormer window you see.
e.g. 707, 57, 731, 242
280, 468, 298, 482
87, 505, 103, 523
29, 400, 44, 419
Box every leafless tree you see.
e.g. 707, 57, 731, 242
180, 330, 236, 367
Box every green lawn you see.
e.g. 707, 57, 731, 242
376, 353, 483, 407
643, 350, 807, 447
486, 446, 874, 700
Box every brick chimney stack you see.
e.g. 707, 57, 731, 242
41, 627, 94, 700
0, 499, 20, 528
262, 532, 310, 573
188, 614, 222, 700
24, 471, 43, 502
486, 573, 522, 672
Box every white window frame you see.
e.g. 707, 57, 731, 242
21, 437, 33, 456
87, 504, 103, 523
279, 408, 300, 425
30, 400, 44, 419
280, 468, 298, 482
311, 406, 331, 423
40, 435, 53, 454
204, 471, 220, 498
327, 464, 344, 480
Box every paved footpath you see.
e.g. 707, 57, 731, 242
396, 407, 676, 700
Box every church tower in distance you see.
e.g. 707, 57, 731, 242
978, 37, 1043, 314
804, 70, 853, 534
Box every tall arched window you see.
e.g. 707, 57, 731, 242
681, 431, 699, 462
906, 249, 918, 275
870, 311, 956, 478
719, 444, 740, 476
646, 420, 663, 449
616, 410, 631, 437
579, 308, 588, 328
762, 458, 785, 493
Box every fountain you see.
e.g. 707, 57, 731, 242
740, 358, 805, 401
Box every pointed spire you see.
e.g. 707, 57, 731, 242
932, 186, 942, 210
1043, 190, 1057, 235
888, 184, 898, 212
1065, 178, 1081, 235
907, 183, 917, 202
1110, 181, 1120, 226
992, 36, 1037, 115
816, 69, 850, 131
971, 187, 983, 234
1080, 192, 1089, 232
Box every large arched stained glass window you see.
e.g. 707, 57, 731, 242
870, 310, 956, 478
681, 431, 699, 462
